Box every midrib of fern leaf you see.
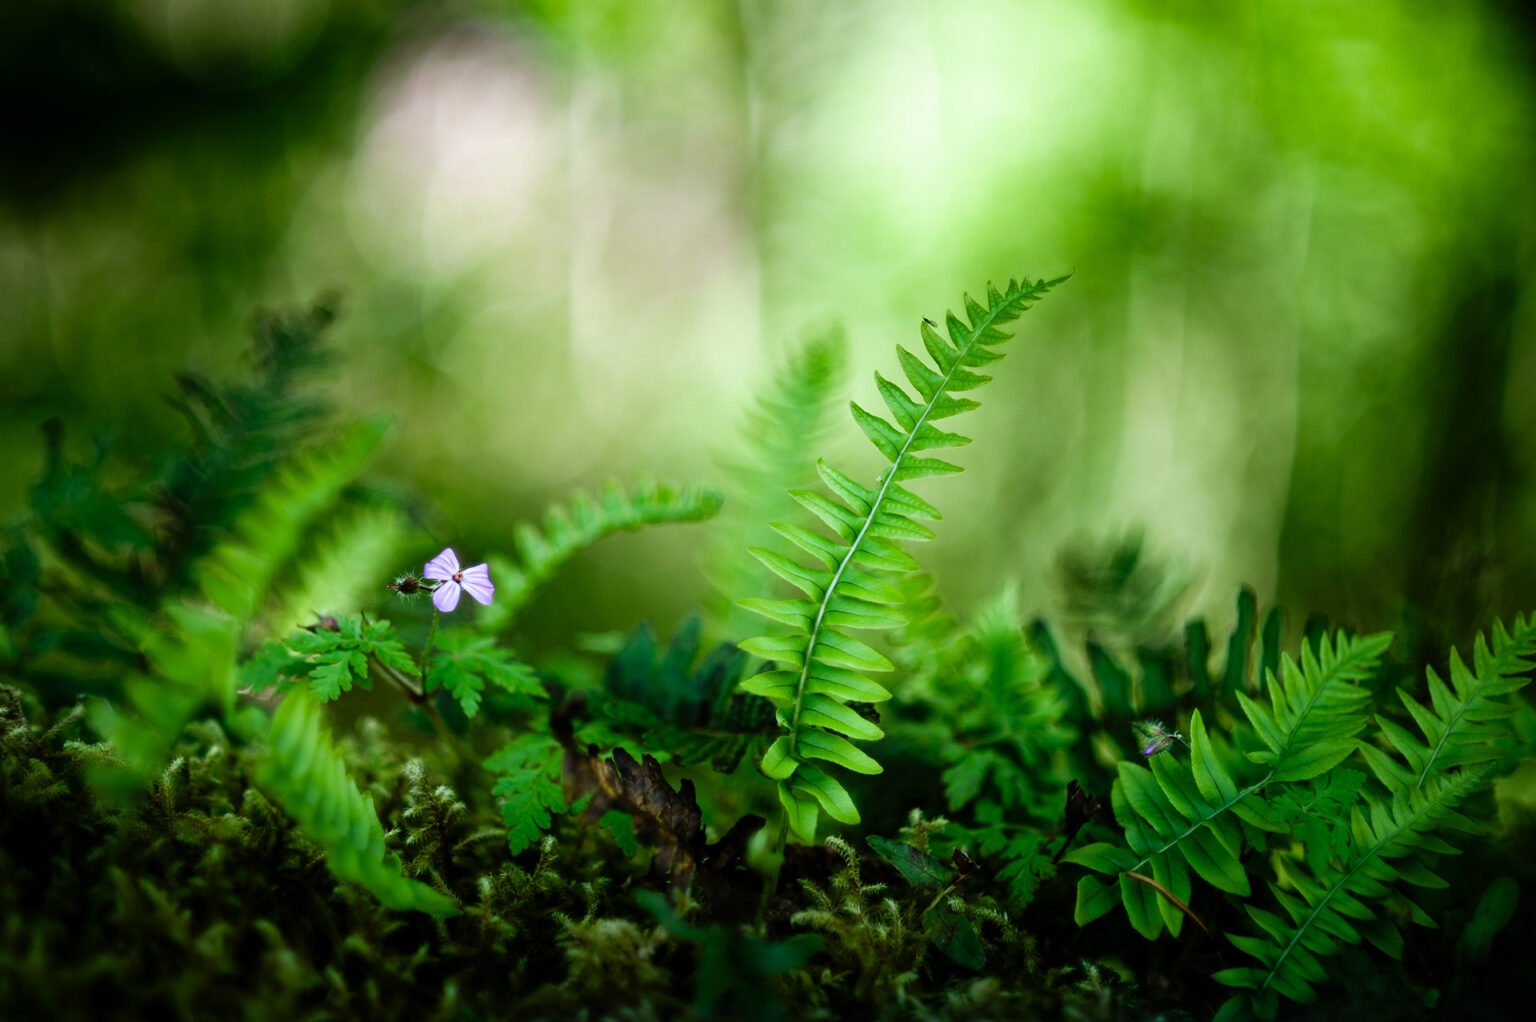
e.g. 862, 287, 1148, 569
742, 276, 1065, 842
785, 284, 1049, 748
1236, 630, 1391, 783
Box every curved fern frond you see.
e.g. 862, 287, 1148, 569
479, 480, 724, 631
1361, 613, 1536, 790
1214, 769, 1487, 1019
710, 328, 848, 635
1236, 631, 1393, 783
256, 690, 459, 915
87, 605, 240, 801
274, 503, 411, 636
741, 275, 1067, 842
195, 416, 391, 621
1068, 631, 1392, 936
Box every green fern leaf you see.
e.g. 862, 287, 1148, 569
1361, 613, 1536, 789
1216, 769, 1487, 1016
1236, 631, 1392, 783
425, 633, 541, 718
256, 691, 459, 915
274, 503, 411, 636
477, 480, 723, 632
486, 732, 568, 854
741, 276, 1066, 842
262, 617, 416, 703
1068, 631, 1392, 936
195, 416, 391, 621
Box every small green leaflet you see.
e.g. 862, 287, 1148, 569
485, 732, 567, 854
281, 617, 417, 702
426, 632, 542, 717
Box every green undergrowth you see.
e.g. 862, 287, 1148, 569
3, 289, 1536, 1021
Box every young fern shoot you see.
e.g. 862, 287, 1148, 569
740, 275, 1067, 843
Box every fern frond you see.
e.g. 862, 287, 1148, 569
274, 503, 410, 636
255, 691, 459, 915
479, 480, 724, 631
591, 618, 774, 770
1068, 711, 1254, 938
1361, 613, 1536, 789
195, 416, 390, 621
86, 605, 240, 800
1214, 769, 1487, 1017
1068, 631, 1392, 937
741, 276, 1066, 842
1236, 631, 1393, 783
486, 731, 568, 854
426, 632, 542, 718
710, 328, 848, 635
268, 616, 417, 703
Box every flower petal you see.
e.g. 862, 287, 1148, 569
432, 580, 462, 613
424, 547, 460, 581
459, 563, 495, 605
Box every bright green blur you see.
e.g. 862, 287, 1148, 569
1, 0, 1532, 646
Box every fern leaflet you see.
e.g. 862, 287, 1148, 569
426, 632, 542, 718
256, 691, 459, 915
478, 480, 723, 632
741, 276, 1066, 842
486, 731, 568, 854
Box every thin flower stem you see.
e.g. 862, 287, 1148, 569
422, 610, 442, 683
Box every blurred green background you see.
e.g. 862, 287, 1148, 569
3, 0, 1534, 650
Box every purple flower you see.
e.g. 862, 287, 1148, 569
423, 547, 494, 613
1131, 719, 1185, 757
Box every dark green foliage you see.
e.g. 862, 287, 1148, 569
1361, 614, 1536, 788
1214, 769, 1491, 1019
888, 587, 1074, 909
743, 276, 1067, 842
8, 285, 1536, 1021
158, 300, 339, 582
589, 617, 774, 769
1060, 610, 1536, 1018
639, 889, 823, 1022
867, 833, 955, 887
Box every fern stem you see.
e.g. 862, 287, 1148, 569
783, 297, 1023, 758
